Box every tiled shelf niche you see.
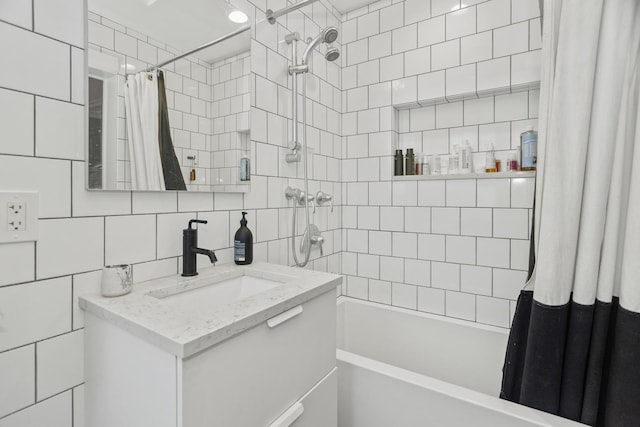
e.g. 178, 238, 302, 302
393, 80, 541, 179
390, 36, 542, 179
394, 171, 536, 181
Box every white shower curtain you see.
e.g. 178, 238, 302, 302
123, 70, 166, 191
501, 0, 640, 425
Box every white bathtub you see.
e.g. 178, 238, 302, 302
336, 297, 584, 427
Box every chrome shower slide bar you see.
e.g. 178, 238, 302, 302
143, 24, 251, 72
266, 0, 319, 24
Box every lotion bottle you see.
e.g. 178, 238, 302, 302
234, 212, 253, 265
485, 143, 496, 173
462, 140, 472, 173
451, 145, 460, 174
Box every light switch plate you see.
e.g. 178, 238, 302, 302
0, 191, 38, 243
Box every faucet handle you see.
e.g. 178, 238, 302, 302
316, 191, 334, 212
301, 192, 315, 212
311, 234, 324, 256
188, 219, 208, 229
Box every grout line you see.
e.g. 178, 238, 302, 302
69, 45, 73, 102
0, 85, 83, 108
32, 94, 37, 157
34, 343, 38, 402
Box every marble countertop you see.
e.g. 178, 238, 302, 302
79, 262, 342, 358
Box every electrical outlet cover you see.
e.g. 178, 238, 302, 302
0, 191, 38, 243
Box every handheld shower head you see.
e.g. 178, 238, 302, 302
301, 26, 339, 65
325, 47, 340, 62
323, 27, 338, 44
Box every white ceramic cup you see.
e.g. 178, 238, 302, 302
101, 265, 133, 297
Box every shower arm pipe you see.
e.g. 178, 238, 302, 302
142, 25, 251, 73
266, 0, 319, 24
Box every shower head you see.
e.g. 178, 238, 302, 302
301, 26, 339, 65
325, 47, 340, 62
323, 27, 338, 44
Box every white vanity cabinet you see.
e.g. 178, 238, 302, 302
84, 276, 338, 427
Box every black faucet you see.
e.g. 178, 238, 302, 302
182, 219, 217, 277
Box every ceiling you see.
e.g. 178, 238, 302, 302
87, 0, 383, 64
329, 0, 378, 14
88, 0, 251, 64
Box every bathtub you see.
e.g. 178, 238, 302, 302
336, 297, 584, 427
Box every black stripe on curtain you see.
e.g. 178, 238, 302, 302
157, 70, 187, 191
501, 296, 640, 426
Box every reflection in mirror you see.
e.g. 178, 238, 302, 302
86, 0, 252, 192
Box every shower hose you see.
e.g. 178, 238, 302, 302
291, 73, 312, 268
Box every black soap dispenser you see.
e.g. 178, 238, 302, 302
234, 212, 253, 265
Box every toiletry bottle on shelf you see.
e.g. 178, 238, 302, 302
461, 140, 472, 173
508, 153, 518, 171
234, 212, 253, 265
520, 126, 538, 171
240, 156, 250, 181
394, 149, 404, 176
405, 149, 415, 175
431, 155, 441, 175
415, 153, 424, 175
485, 144, 497, 173
451, 145, 460, 174
441, 156, 450, 175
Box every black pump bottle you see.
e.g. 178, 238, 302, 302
234, 212, 253, 265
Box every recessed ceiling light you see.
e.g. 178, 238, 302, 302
228, 9, 248, 23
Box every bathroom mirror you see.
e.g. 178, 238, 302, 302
86, 0, 252, 192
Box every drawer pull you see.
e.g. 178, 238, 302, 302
268, 402, 304, 427
267, 305, 303, 328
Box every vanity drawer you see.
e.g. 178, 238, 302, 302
180, 290, 336, 427
269, 367, 337, 427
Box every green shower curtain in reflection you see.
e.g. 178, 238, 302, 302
157, 70, 187, 191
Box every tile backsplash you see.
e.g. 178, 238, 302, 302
0, 0, 341, 424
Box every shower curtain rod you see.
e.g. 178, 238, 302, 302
142, 24, 251, 73
266, 0, 318, 24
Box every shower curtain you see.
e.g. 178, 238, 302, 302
157, 70, 186, 191
500, 1, 640, 426
123, 70, 166, 191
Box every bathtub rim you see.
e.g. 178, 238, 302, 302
336, 296, 586, 427
336, 296, 510, 336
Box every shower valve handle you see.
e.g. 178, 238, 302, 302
285, 187, 315, 212
299, 193, 316, 213
308, 196, 316, 213
316, 191, 333, 212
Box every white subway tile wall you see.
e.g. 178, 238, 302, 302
0, 0, 541, 423
0, 0, 342, 424
340, 0, 539, 325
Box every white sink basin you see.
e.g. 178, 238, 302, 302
156, 274, 284, 312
